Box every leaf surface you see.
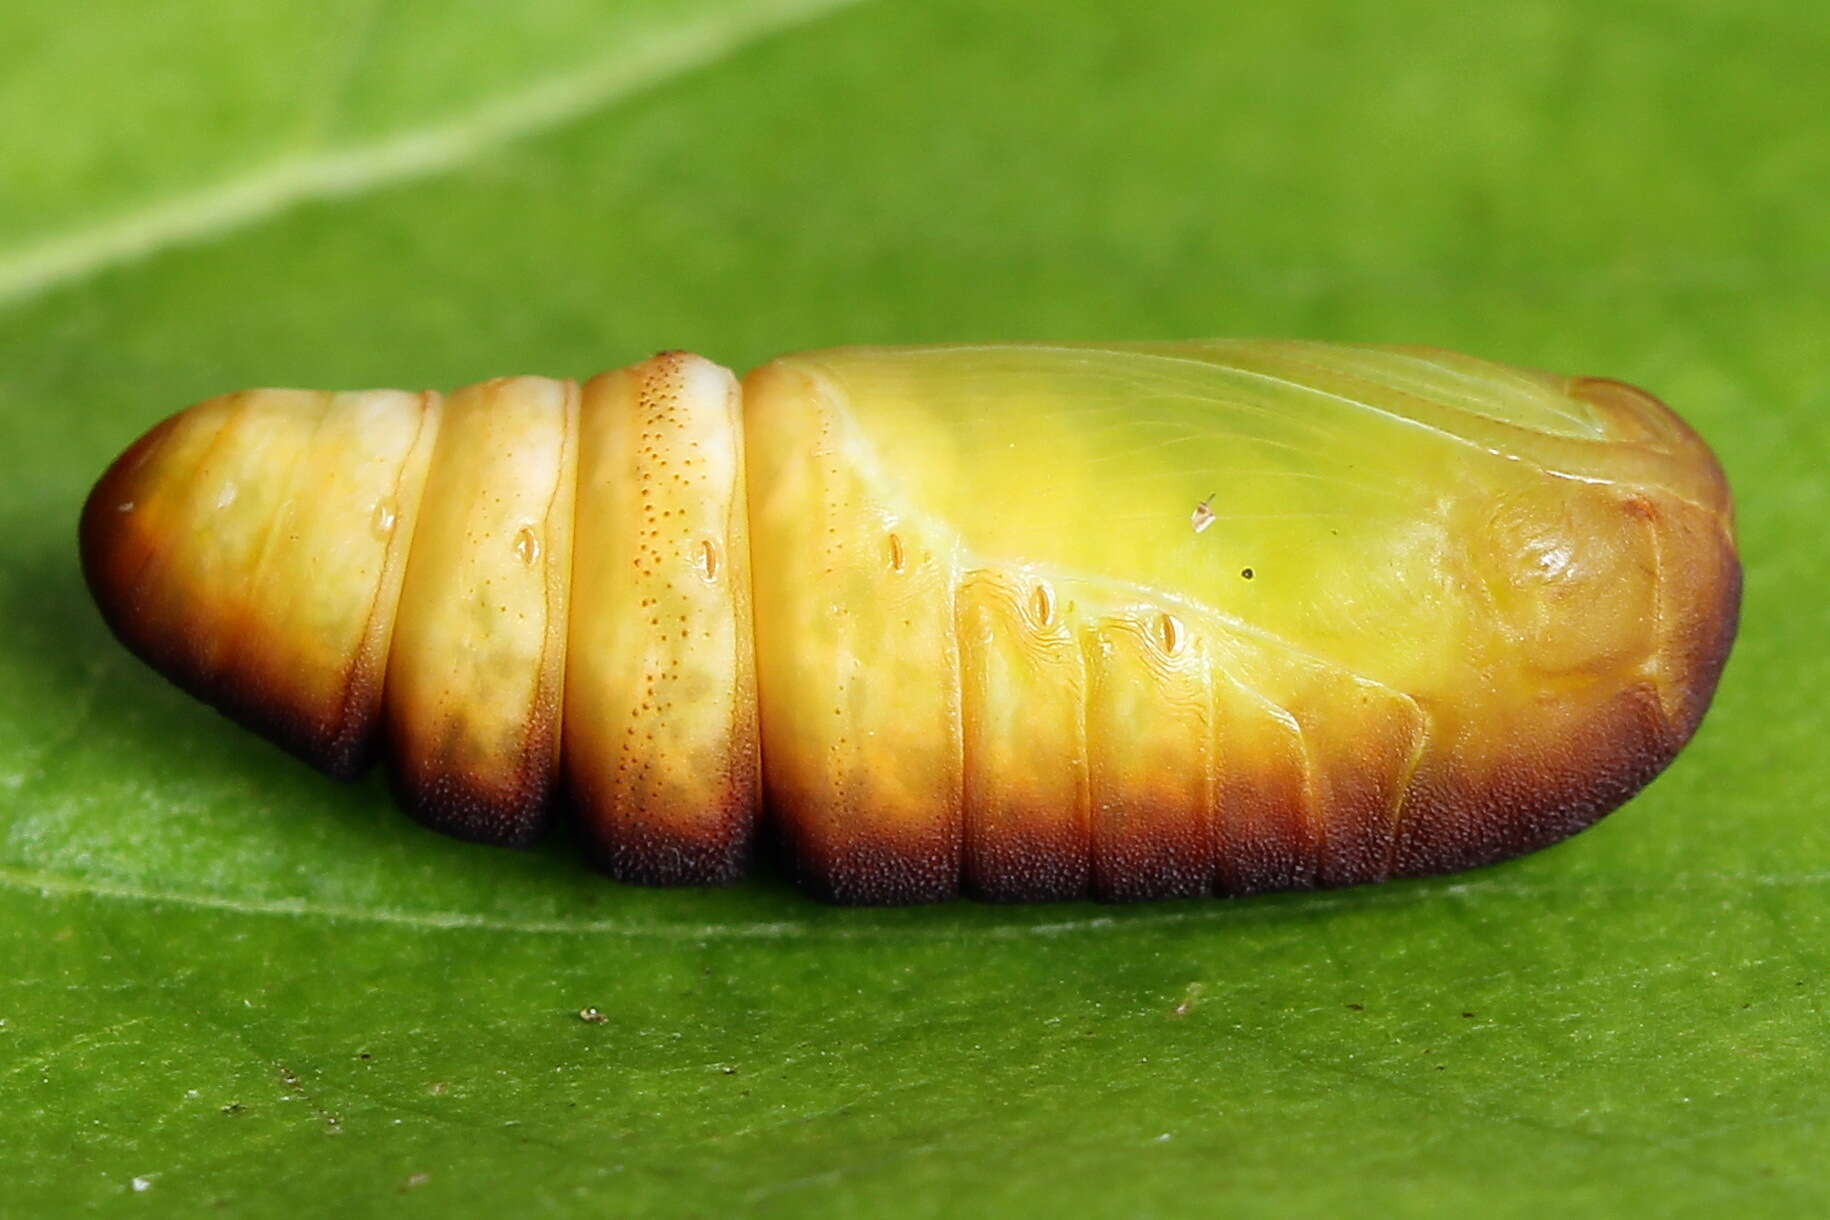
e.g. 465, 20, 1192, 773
1, 0, 1825, 1214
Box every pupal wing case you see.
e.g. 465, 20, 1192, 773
81, 341, 1739, 904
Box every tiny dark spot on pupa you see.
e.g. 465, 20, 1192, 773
1345, 1003, 1364, 1012
1241, 568, 1254, 580
1460, 1011, 1476, 1019
221, 1103, 245, 1116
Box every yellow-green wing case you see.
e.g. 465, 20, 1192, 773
744, 341, 1737, 900
82, 341, 1739, 904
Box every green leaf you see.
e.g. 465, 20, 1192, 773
1, 0, 1823, 1214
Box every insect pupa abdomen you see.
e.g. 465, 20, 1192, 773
81, 341, 1740, 905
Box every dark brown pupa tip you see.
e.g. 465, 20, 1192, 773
79, 411, 383, 781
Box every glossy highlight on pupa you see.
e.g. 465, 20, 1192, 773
79, 341, 1740, 904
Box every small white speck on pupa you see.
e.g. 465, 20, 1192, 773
1191, 493, 1217, 534
131, 1176, 154, 1192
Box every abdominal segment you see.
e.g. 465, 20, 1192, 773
383, 376, 576, 845
563, 356, 758, 885
80, 342, 1741, 904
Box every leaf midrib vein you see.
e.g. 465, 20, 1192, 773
0, 0, 868, 313
0, 859, 1825, 941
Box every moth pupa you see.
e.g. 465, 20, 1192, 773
80, 341, 1740, 904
